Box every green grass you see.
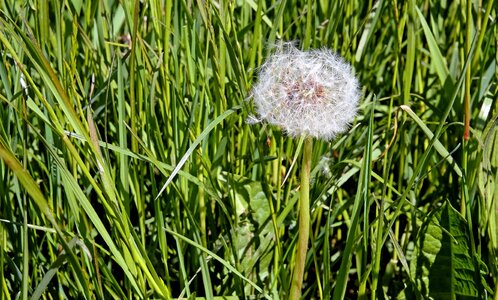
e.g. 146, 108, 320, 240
0, 0, 497, 299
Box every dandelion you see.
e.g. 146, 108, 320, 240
250, 42, 360, 140
249, 42, 360, 300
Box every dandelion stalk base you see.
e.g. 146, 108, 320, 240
290, 137, 312, 300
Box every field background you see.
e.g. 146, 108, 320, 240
0, 0, 496, 299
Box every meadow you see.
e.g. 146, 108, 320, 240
0, 0, 496, 299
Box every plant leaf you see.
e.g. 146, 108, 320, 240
411, 201, 485, 298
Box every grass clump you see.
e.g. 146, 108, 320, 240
0, 1, 497, 299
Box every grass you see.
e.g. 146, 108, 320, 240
0, 0, 497, 299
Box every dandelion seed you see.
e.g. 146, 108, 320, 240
246, 114, 261, 124
19, 74, 28, 96
249, 42, 360, 141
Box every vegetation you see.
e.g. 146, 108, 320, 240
0, 0, 496, 299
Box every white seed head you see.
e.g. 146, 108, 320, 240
250, 43, 360, 140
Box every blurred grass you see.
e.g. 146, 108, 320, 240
0, 0, 496, 299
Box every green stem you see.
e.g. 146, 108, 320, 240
21, 87, 29, 300
370, 198, 385, 300
290, 137, 312, 300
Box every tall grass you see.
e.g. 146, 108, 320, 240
0, 0, 496, 299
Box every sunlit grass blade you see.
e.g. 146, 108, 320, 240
0, 137, 90, 299
332, 100, 375, 300
401, 105, 463, 177
415, 5, 450, 85
155, 106, 240, 200
164, 227, 269, 299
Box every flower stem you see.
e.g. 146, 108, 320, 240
290, 137, 312, 300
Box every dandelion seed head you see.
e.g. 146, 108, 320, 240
250, 42, 360, 140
